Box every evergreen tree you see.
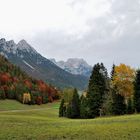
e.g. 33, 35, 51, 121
126, 98, 134, 114
80, 95, 90, 118
104, 64, 116, 115
111, 64, 115, 81
102, 91, 113, 115
59, 99, 65, 117
68, 88, 80, 118
111, 88, 126, 115
102, 64, 116, 116
59, 88, 79, 118
134, 70, 140, 113
66, 103, 72, 118
86, 63, 108, 118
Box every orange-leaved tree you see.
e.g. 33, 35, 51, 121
112, 64, 135, 102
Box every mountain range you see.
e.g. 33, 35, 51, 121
50, 58, 92, 77
0, 38, 88, 90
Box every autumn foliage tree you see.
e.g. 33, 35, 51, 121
23, 93, 31, 104
112, 64, 135, 103
0, 73, 11, 85
36, 96, 43, 105
24, 80, 32, 89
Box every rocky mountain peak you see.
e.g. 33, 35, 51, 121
0, 39, 17, 54
0, 38, 6, 45
6, 40, 16, 48
0, 38, 38, 56
17, 39, 37, 53
50, 58, 92, 77
66, 58, 90, 68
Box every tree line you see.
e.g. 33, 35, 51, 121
59, 63, 140, 118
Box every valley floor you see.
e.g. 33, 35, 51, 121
0, 100, 140, 140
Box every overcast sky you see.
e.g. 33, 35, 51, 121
0, 0, 140, 70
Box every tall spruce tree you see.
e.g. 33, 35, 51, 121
86, 63, 108, 118
102, 64, 116, 115
126, 98, 134, 114
102, 91, 113, 115
105, 64, 116, 115
66, 103, 72, 118
111, 87, 126, 115
111, 64, 115, 81
59, 99, 65, 117
68, 88, 80, 118
134, 70, 140, 112
80, 95, 90, 118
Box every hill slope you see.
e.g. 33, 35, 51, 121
0, 100, 140, 140
0, 54, 59, 104
0, 38, 88, 90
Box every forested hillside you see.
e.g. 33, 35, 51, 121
0, 55, 59, 104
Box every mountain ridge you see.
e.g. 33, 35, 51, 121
0, 38, 88, 90
50, 58, 92, 77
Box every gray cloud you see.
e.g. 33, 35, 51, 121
2, 0, 140, 71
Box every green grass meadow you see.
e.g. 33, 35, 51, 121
0, 100, 140, 140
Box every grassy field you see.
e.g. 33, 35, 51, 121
0, 100, 140, 140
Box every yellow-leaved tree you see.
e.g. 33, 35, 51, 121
112, 64, 135, 103
23, 93, 31, 104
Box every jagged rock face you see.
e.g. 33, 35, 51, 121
0, 39, 37, 55
0, 38, 6, 45
50, 58, 92, 77
17, 40, 37, 54
0, 38, 88, 90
